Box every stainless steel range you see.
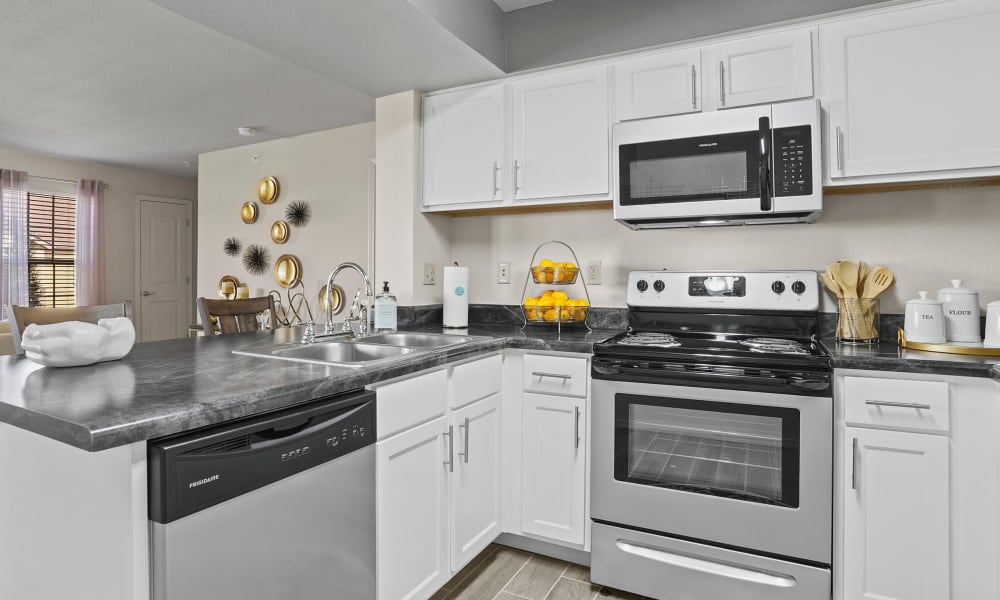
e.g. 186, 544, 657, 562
590, 270, 833, 600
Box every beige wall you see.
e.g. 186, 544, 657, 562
197, 123, 375, 322
0, 147, 197, 313
448, 186, 1000, 314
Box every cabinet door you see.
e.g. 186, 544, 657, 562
422, 84, 504, 207
711, 28, 813, 109
822, 1, 1000, 179
511, 65, 610, 201
450, 393, 502, 570
843, 427, 949, 600
614, 48, 701, 121
521, 393, 586, 545
376, 417, 450, 600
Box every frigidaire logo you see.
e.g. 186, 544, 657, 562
698, 142, 718, 148
189, 474, 219, 489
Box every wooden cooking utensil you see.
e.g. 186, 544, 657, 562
820, 271, 842, 297
861, 265, 895, 299
837, 260, 861, 299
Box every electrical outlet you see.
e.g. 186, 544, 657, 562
497, 262, 511, 284
423, 262, 435, 285
586, 261, 602, 285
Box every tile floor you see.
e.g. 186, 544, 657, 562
429, 543, 653, 600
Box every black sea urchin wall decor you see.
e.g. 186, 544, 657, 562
242, 244, 270, 275
223, 236, 242, 257
285, 201, 311, 227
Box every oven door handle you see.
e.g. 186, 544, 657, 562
615, 539, 796, 588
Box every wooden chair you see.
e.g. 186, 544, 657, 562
6, 301, 133, 355
197, 296, 277, 336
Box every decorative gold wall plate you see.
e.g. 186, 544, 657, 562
270, 220, 289, 244
218, 275, 240, 299
258, 176, 280, 204
319, 284, 345, 315
274, 254, 302, 288
241, 201, 258, 224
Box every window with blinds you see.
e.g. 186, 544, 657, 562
27, 192, 76, 307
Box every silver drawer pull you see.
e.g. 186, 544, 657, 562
865, 400, 931, 410
532, 371, 572, 380
616, 540, 795, 588
458, 417, 470, 464
574, 406, 581, 450
443, 426, 454, 473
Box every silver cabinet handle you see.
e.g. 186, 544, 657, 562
531, 371, 571, 380
492, 161, 501, 198
851, 437, 859, 490
458, 417, 470, 463
865, 400, 931, 410
443, 425, 454, 473
142, 290, 156, 297
691, 65, 697, 109
616, 540, 796, 588
514, 159, 522, 193
718, 61, 726, 106
574, 406, 581, 449
835, 126, 844, 173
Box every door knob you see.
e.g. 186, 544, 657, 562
142, 290, 156, 297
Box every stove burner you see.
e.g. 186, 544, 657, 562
738, 337, 811, 355
617, 332, 681, 348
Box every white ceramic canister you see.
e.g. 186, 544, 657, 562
936, 279, 982, 344
904, 291, 947, 344
984, 300, 1000, 348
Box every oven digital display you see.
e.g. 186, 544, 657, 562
688, 276, 746, 297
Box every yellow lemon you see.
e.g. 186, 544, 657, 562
560, 309, 571, 321
537, 296, 555, 307
553, 297, 567, 307
552, 291, 568, 301
539, 259, 555, 268
541, 290, 554, 297
542, 309, 557, 321
524, 297, 538, 306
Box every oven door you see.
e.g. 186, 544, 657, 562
591, 378, 831, 564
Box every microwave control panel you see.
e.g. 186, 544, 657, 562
773, 125, 813, 197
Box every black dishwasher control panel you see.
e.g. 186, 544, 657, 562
148, 390, 375, 524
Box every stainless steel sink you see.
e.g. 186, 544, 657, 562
358, 332, 477, 348
234, 342, 415, 368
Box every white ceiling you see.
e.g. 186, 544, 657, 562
492, 0, 556, 12
0, 0, 505, 178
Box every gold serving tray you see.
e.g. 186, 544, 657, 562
897, 328, 1000, 356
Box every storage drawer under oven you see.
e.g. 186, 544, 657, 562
592, 522, 830, 600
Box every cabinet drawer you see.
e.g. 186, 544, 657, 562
843, 376, 949, 433
376, 369, 448, 440
523, 354, 588, 397
450, 353, 502, 408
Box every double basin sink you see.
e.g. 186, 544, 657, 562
233, 332, 483, 368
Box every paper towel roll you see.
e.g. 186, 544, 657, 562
443, 266, 469, 328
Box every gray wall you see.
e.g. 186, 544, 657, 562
408, 0, 507, 71
506, 0, 906, 71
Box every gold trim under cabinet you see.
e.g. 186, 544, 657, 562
897, 328, 1000, 356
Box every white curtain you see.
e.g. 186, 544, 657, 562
75, 179, 106, 305
0, 169, 29, 310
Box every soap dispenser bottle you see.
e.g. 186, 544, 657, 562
374, 281, 397, 334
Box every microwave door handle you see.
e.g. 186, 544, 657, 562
758, 116, 772, 212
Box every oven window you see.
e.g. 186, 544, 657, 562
614, 394, 800, 508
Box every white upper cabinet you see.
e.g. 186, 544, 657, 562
821, 0, 1000, 181
511, 65, 610, 202
614, 48, 702, 121
709, 28, 814, 110
422, 84, 505, 208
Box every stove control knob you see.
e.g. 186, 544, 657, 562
771, 280, 786, 294
791, 280, 806, 295
636, 280, 649, 292
653, 280, 665, 293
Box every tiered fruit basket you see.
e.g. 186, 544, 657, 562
520, 240, 592, 332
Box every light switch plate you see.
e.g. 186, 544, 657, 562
423, 262, 435, 285
586, 261, 602, 285
497, 262, 511, 284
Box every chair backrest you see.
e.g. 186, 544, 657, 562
197, 296, 277, 336
6, 301, 133, 355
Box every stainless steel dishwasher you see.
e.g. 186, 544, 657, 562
148, 389, 376, 600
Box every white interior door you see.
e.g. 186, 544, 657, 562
137, 198, 191, 342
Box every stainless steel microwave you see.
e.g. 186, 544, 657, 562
613, 99, 822, 229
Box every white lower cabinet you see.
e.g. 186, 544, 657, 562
843, 426, 950, 600
377, 415, 451, 600
375, 357, 503, 600
521, 392, 587, 545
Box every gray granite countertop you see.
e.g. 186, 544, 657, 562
0, 324, 619, 452
5, 318, 998, 453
